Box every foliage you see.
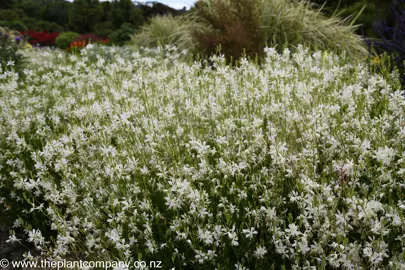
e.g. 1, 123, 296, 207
111, 0, 144, 29
0, 0, 188, 40
55, 31, 79, 49
40, 0, 72, 28
69, 33, 108, 51
35, 20, 63, 32
369, 0, 405, 86
132, 14, 205, 52
0, 26, 25, 73
0, 9, 20, 21
368, 52, 402, 89
21, 30, 59, 46
12, 0, 41, 19
68, 0, 103, 33
1, 45, 405, 269
309, 0, 392, 37
0, 20, 27, 31
73, 33, 108, 43
93, 21, 114, 37
139, 1, 185, 20
135, 0, 366, 60
193, 0, 265, 63
0, 0, 13, 9
19, 18, 63, 33
258, 0, 367, 57
108, 23, 136, 45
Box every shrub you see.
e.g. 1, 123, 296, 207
369, 0, 405, 86
258, 0, 367, 56
93, 21, 114, 37
193, 0, 265, 63
73, 33, 108, 45
134, 0, 367, 60
36, 20, 63, 32
0, 9, 20, 21
21, 17, 38, 31
309, 0, 391, 37
0, 20, 27, 31
20, 20, 63, 33
0, 26, 25, 73
2, 45, 405, 269
55, 31, 80, 49
21, 30, 60, 47
69, 33, 108, 51
132, 14, 206, 52
108, 23, 137, 46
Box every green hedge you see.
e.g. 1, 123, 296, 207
55, 31, 80, 49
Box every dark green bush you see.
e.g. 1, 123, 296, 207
108, 23, 137, 45
36, 20, 63, 32
20, 19, 64, 32
0, 20, 27, 31
310, 0, 391, 37
55, 32, 80, 49
368, 0, 405, 86
0, 9, 19, 21
94, 21, 114, 37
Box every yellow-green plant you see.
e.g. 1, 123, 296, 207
131, 14, 207, 52
259, 0, 368, 57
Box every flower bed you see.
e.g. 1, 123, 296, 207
20, 30, 60, 47
69, 33, 108, 50
0, 45, 404, 269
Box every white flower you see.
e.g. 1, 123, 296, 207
6, 234, 21, 244
235, 262, 248, 270
22, 251, 34, 261
374, 146, 396, 165
242, 227, 258, 239
28, 229, 45, 246
285, 224, 300, 237
107, 228, 120, 243
13, 219, 21, 228
2, 44, 405, 268
254, 246, 267, 259
228, 226, 239, 246
198, 227, 213, 245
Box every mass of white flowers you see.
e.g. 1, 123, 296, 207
1, 44, 405, 269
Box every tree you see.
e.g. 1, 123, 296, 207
0, 10, 20, 21
0, 0, 13, 9
111, 0, 144, 29
41, 1, 72, 28
100, 1, 113, 22
69, 0, 103, 33
140, 2, 181, 20
13, 0, 41, 19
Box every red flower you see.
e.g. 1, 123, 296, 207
21, 31, 60, 46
